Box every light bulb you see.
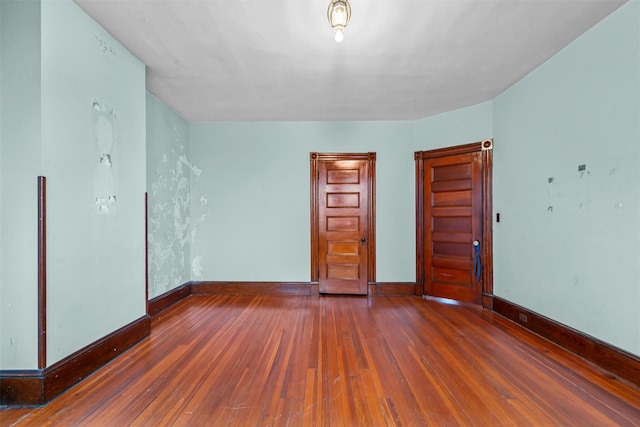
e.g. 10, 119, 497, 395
332, 8, 346, 26
335, 29, 344, 43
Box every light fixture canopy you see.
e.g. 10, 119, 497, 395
327, 0, 351, 43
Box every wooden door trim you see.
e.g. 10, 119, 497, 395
414, 140, 493, 307
310, 152, 376, 284
481, 141, 494, 309
415, 141, 484, 159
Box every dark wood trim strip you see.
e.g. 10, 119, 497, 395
145, 192, 149, 315
192, 282, 319, 296
37, 176, 47, 370
493, 296, 640, 387
0, 315, 151, 406
148, 283, 193, 317
369, 283, 416, 296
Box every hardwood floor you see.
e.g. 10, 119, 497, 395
2, 295, 639, 426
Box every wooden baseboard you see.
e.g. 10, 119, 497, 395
192, 281, 319, 296
0, 315, 150, 406
369, 282, 416, 296
192, 282, 419, 297
148, 283, 193, 317
482, 293, 494, 310
493, 296, 640, 388
0, 370, 43, 406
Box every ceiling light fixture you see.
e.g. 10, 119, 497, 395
327, 0, 351, 43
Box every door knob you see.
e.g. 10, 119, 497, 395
361, 237, 367, 245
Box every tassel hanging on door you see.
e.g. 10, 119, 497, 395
473, 241, 482, 283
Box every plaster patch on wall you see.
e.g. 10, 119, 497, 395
92, 99, 117, 215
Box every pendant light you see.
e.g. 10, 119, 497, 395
327, 0, 351, 43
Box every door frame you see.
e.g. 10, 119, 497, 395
310, 152, 376, 286
415, 140, 494, 308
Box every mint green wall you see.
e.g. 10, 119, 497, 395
146, 92, 192, 298
0, 3, 2, 303
40, 0, 146, 365
189, 102, 492, 283
2, 0, 635, 372
493, 0, 640, 355
0, 4, 2, 342
0, 0, 42, 370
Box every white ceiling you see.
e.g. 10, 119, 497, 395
73, 0, 627, 122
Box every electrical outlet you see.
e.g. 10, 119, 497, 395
578, 164, 586, 172
518, 313, 528, 323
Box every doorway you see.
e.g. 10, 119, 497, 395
415, 140, 493, 307
310, 153, 376, 295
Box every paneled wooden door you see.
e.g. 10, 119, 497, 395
311, 153, 376, 295
415, 141, 493, 306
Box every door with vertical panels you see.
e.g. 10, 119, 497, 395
311, 153, 376, 295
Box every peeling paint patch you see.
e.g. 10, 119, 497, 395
147, 105, 210, 298
92, 98, 117, 215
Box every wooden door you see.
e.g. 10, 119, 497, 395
415, 141, 493, 306
311, 153, 376, 295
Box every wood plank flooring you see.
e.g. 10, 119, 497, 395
2, 295, 639, 426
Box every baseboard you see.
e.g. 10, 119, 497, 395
0, 315, 150, 406
148, 282, 193, 316
190, 281, 416, 296
493, 296, 640, 388
482, 293, 494, 310
192, 281, 319, 296
192, 281, 419, 297
369, 282, 416, 296
0, 370, 43, 406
